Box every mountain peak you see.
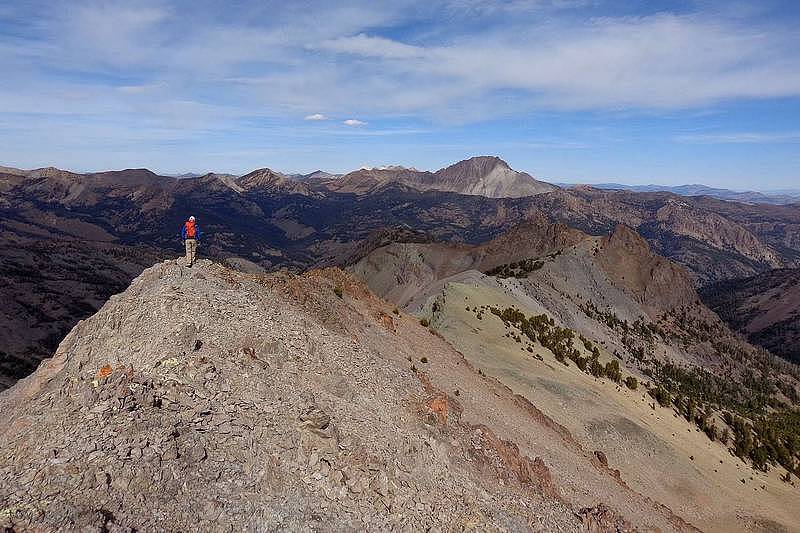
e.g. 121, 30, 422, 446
238, 167, 283, 179
432, 156, 556, 198
237, 167, 285, 184
436, 155, 509, 175
85, 168, 169, 188
27, 166, 83, 179
359, 164, 418, 171
237, 167, 313, 195
595, 224, 697, 311
89, 168, 160, 178
324, 156, 556, 198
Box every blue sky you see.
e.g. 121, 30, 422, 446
1, 0, 799, 189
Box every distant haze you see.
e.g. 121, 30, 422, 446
556, 182, 800, 205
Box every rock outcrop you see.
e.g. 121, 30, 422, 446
595, 224, 698, 313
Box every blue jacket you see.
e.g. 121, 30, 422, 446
181, 222, 202, 241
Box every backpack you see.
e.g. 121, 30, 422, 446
185, 220, 196, 239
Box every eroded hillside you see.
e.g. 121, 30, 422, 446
350, 222, 800, 532
701, 268, 800, 364
1, 259, 701, 531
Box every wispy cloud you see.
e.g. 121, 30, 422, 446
0, 0, 799, 181
675, 131, 800, 144
319, 33, 424, 59
328, 127, 430, 136
4, 2, 797, 120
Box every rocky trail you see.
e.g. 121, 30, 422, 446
0, 259, 696, 531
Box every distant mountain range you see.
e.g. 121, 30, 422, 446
2, 155, 800, 389
318, 156, 558, 198
286, 170, 342, 181
169, 169, 800, 205
161, 157, 556, 199
560, 182, 800, 205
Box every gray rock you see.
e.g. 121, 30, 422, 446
0, 260, 586, 532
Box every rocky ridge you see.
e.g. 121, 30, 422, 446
0, 259, 695, 531
349, 221, 800, 532
351, 219, 696, 317
237, 168, 315, 196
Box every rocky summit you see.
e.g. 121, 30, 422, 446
0, 259, 683, 531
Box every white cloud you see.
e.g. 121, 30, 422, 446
59, 4, 170, 68
116, 83, 167, 94
2, 0, 800, 174
291, 14, 800, 116
304, 113, 328, 121
320, 33, 424, 59
5, 3, 799, 119
418, 14, 800, 109
442, 0, 589, 15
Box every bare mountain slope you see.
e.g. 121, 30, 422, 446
322, 157, 557, 198
349, 224, 800, 532
429, 156, 558, 198
595, 224, 697, 312
237, 167, 315, 196
351, 219, 694, 316
701, 268, 800, 364
319, 166, 430, 196
530, 189, 789, 282
577, 182, 800, 206
0, 259, 702, 531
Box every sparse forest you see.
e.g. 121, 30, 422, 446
485, 258, 545, 279
482, 303, 800, 479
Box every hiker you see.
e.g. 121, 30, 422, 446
181, 215, 202, 267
